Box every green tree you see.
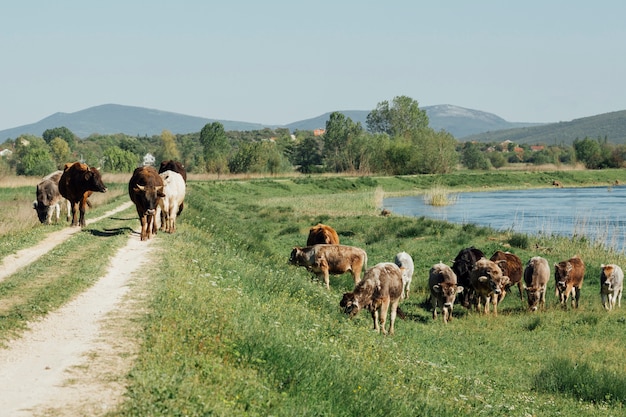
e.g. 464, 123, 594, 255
323, 112, 363, 172
49, 137, 71, 169
43, 126, 77, 150
200, 122, 231, 175
103, 146, 138, 172
461, 142, 491, 170
366, 95, 429, 138
573, 137, 603, 169
292, 134, 323, 173
14, 135, 56, 175
414, 129, 459, 174
158, 129, 181, 162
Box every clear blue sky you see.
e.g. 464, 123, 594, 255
2, 1, 625, 131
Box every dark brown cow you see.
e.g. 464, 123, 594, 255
58, 162, 107, 227
524, 256, 551, 312
340, 262, 403, 335
158, 160, 187, 215
554, 255, 585, 308
33, 170, 69, 224
289, 244, 367, 290
129, 166, 165, 241
452, 247, 485, 308
490, 250, 523, 302
469, 258, 510, 315
428, 262, 463, 323
306, 223, 340, 246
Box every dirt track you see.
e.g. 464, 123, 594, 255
0, 202, 153, 416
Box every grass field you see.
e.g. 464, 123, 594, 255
2, 170, 626, 416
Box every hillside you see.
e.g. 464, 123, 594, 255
464, 110, 626, 145
0, 103, 535, 142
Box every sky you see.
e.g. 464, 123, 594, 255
1, 0, 626, 131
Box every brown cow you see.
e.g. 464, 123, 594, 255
524, 256, 551, 312
490, 250, 523, 302
469, 258, 510, 315
289, 244, 367, 290
340, 262, 403, 335
58, 162, 107, 227
129, 166, 165, 241
452, 247, 485, 308
158, 160, 186, 216
554, 255, 585, 308
600, 264, 624, 311
306, 223, 340, 246
429, 262, 463, 323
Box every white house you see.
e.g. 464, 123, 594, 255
142, 153, 156, 166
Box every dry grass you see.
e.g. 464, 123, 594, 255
423, 184, 457, 206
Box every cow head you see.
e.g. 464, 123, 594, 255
84, 167, 108, 193
600, 264, 615, 291
340, 292, 360, 317
134, 184, 164, 215
525, 286, 543, 311
554, 261, 572, 290
432, 283, 464, 310
288, 247, 306, 266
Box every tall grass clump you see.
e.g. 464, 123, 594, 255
423, 184, 457, 206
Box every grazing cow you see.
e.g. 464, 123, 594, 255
524, 257, 551, 312
158, 170, 186, 233
158, 160, 186, 215
289, 244, 367, 290
452, 247, 485, 308
469, 258, 510, 315
429, 262, 463, 323
394, 251, 414, 299
340, 262, 403, 335
552, 180, 563, 188
600, 264, 623, 311
129, 166, 165, 241
33, 170, 69, 224
306, 223, 340, 246
554, 255, 585, 308
490, 250, 523, 302
58, 162, 107, 227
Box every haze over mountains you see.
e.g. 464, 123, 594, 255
1, 103, 625, 145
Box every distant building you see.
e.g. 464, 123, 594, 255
0, 149, 12, 157
142, 152, 156, 166
530, 145, 545, 152
313, 128, 325, 136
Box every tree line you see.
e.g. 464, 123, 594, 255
1, 96, 625, 177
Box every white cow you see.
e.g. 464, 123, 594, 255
394, 251, 414, 299
600, 264, 623, 311
158, 170, 186, 233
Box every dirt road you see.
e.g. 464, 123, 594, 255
0, 202, 153, 416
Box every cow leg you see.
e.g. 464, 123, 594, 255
79, 199, 87, 227
517, 281, 524, 301
371, 309, 380, 333
389, 299, 399, 335
618, 289, 623, 308
431, 297, 438, 320
492, 297, 499, 316
572, 287, 580, 308
602, 293, 609, 310
69, 202, 79, 226
140, 215, 148, 241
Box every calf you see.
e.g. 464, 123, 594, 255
289, 244, 367, 290
452, 247, 485, 308
429, 262, 463, 323
129, 166, 165, 241
469, 258, 510, 315
524, 256, 551, 312
158, 170, 186, 233
306, 223, 340, 246
394, 251, 414, 299
33, 170, 69, 224
340, 262, 403, 335
600, 264, 623, 311
554, 255, 585, 308
490, 250, 523, 302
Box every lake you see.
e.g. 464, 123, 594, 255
383, 185, 626, 253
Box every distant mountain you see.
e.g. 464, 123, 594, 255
285, 105, 540, 138
463, 110, 626, 145
0, 104, 271, 141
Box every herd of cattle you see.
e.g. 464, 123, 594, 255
289, 224, 624, 335
33, 160, 187, 241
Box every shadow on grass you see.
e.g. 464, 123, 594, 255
86, 227, 135, 237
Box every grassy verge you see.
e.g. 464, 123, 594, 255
116, 174, 626, 416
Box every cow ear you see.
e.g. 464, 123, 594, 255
501, 276, 510, 285
432, 284, 441, 293
456, 286, 464, 293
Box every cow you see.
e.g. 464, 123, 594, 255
452, 247, 485, 308
158, 170, 186, 233
428, 262, 463, 323
490, 250, 523, 302
306, 223, 340, 246
469, 258, 510, 315
554, 255, 585, 309
600, 264, 623, 311
33, 170, 69, 224
394, 251, 414, 299
289, 244, 367, 290
340, 262, 403, 335
523, 256, 551, 312
58, 162, 107, 227
129, 166, 165, 241
158, 160, 186, 215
